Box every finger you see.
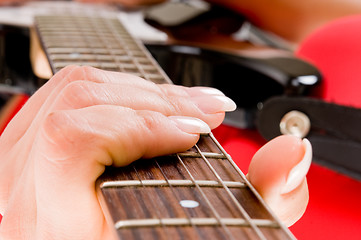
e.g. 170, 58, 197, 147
0, 66, 234, 212
49, 80, 236, 129
33, 105, 210, 239
1, 66, 158, 146
247, 135, 311, 226
39, 105, 210, 168
3, 66, 233, 145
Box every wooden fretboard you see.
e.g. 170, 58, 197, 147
35, 13, 296, 240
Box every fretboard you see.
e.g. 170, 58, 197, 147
35, 12, 295, 240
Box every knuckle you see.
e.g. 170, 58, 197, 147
139, 112, 161, 133
41, 111, 72, 145
135, 111, 167, 142
57, 65, 78, 76
66, 65, 97, 83
156, 87, 185, 115
78, 65, 96, 77
166, 95, 197, 116
60, 80, 94, 108
166, 97, 184, 114
41, 111, 94, 154
40, 111, 87, 158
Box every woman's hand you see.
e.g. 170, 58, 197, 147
0, 66, 236, 239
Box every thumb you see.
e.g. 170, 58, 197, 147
247, 135, 312, 226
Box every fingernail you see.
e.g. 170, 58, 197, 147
187, 87, 225, 96
169, 116, 211, 134
192, 95, 237, 114
281, 138, 312, 194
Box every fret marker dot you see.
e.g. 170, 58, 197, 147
70, 52, 80, 59
179, 200, 199, 208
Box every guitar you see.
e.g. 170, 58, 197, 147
4, 2, 296, 239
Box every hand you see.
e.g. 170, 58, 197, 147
0, 66, 236, 239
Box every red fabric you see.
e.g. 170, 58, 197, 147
213, 125, 361, 240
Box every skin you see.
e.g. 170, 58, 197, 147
0, 0, 315, 237
0, 66, 235, 239
0, 66, 310, 239
248, 136, 312, 226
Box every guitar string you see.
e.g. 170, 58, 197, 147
104, 17, 172, 84
96, 17, 134, 74
36, 14, 294, 240
74, 16, 124, 74
43, 19, 256, 239
175, 152, 236, 240
105, 18, 262, 239
40, 16, 202, 238
98, 17, 179, 239
209, 132, 298, 239
131, 165, 172, 238
107, 16, 232, 238
154, 160, 209, 239
194, 139, 267, 240
105, 17, 235, 239
209, 132, 297, 237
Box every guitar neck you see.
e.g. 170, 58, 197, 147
34, 12, 295, 240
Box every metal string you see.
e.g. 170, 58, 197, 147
37, 13, 293, 239
175, 153, 236, 240
132, 165, 170, 238
209, 132, 296, 238
196, 135, 267, 240
154, 159, 208, 240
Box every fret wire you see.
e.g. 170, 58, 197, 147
100, 179, 246, 188
177, 151, 225, 159
131, 165, 170, 237
90, 17, 123, 73
105, 18, 172, 84
115, 217, 278, 229
175, 154, 236, 240
154, 160, 206, 239
36, 14, 296, 239
102, 17, 149, 78
194, 143, 268, 240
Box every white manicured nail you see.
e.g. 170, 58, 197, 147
169, 116, 211, 134
281, 138, 312, 194
192, 95, 237, 113
191, 87, 225, 96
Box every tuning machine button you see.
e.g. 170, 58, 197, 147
280, 110, 311, 138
